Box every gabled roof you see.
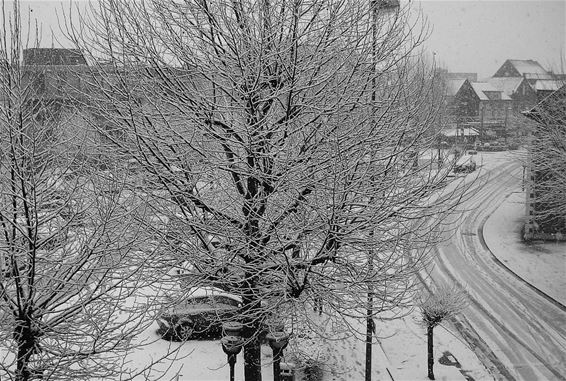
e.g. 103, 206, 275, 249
487, 77, 525, 96
471, 82, 512, 101
446, 79, 466, 97
507, 59, 549, 76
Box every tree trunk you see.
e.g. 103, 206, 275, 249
427, 326, 435, 380
15, 320, 35, 381
365, 313, 373, 381
16, 346, 32, 381
243, 327, 262, 381
242, 290, 262, 381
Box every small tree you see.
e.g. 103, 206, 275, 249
0, 2, 176, 379
418, 284, 468, 380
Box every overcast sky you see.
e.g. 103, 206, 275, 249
413, 0, 565, 79
12, 0, 566, 80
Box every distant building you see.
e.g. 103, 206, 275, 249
487, 76, 537, 113
446, 78, 512, 120
445, 79, 477, 119
444, 78, 512, 142
492, 59, 564, 102
493, 59, 550, 78
23, 48, 87, 66
22, 48, 87, 103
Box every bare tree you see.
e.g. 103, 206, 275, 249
0, 2, 177, 380
417, 284, 468, 380
69, 1, 463, 379
523, 84, 566, 238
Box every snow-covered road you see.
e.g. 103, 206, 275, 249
432, 156, 566, 381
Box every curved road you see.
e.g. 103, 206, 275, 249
432, 157, 566, 381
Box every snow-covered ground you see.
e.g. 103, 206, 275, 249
483, 190, 566, 306
5, 150, 562, 381
121, 312, 489, 381
377, 314, 491, 381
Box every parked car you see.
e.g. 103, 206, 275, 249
453, 161, 476, 173
156, 287, 243, 341
453, 152, 477, 174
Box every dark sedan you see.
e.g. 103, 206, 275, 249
156, 289, 242, 341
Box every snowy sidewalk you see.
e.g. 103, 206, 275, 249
377, 313, 490, 381
483, 190, 566, 306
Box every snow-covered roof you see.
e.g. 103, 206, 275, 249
487, 77, 524, 96
446, 79, 466, 97
471, 82, 512, 101
508, 59, 549, 76
524, 72, 555, 80
533, 79, 563, 92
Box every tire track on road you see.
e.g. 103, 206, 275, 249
432, 159, 566, 380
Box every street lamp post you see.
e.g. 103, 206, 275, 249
221, 322, 245, 381
221, 335, 244, 381
266, 331, 290, 381
367, 2, 400, 381
223, 321, 244, 337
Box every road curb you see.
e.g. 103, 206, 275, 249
477, 191, 566, 312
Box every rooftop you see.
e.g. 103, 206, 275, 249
471, 82, 512, 101
533, 79, 564, 92
524, 72, 556, 80
508, 59, 549, 77
446, 79, 466, 97
487, 77, 524, 96
23, 48, 86, 66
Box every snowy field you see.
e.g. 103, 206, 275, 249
119, 311, 490, 381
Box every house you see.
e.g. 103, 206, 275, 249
523, 85, 566, 239
445, 78, 478, 119
493, 59, 551, 78
446, 78, 512, 120
487, 76, 538, 113
525, 74, 565, 101
23, 48, 87, 102
492, 59, 564, 102
444, 78, 513, 142
470, 82, 513, 121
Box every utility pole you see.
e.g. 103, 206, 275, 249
366, 3, 377, 379
366, 2, 399, 381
